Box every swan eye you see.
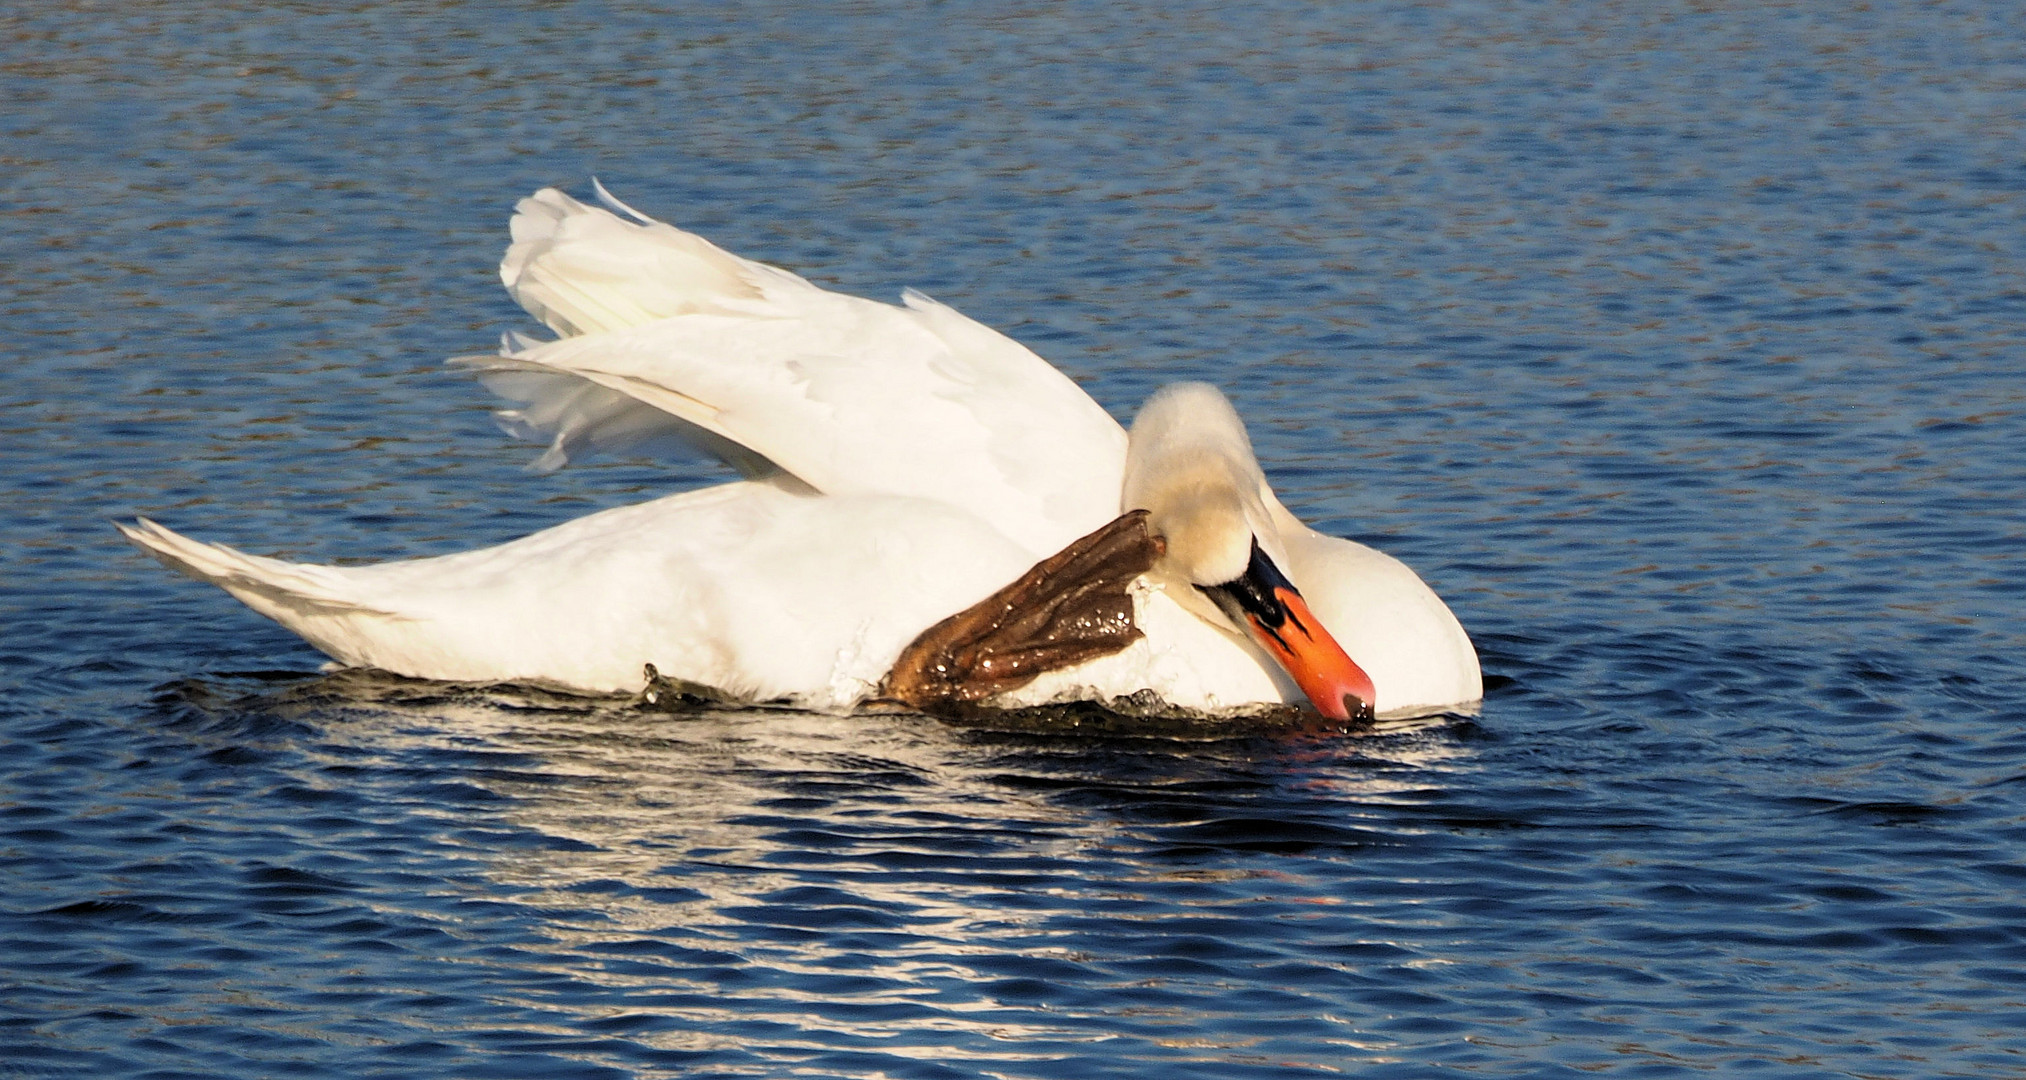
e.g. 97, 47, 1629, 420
1198, 537, 1301, 641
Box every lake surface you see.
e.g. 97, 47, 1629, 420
5, 2, 2025, 1076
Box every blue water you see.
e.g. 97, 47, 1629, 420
6, 2, 2025, 1077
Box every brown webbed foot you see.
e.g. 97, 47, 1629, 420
881, 510, 1164, 714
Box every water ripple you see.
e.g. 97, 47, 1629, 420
6, 1, 2026, 1076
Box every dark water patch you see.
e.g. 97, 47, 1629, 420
28, 900, 172, 924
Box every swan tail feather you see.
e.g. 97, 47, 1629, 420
115, 518, 399, 620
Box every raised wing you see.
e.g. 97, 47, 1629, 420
458, 186, 1127, 555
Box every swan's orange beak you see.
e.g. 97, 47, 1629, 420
1246, 583, 1376, 722
1204, 540, 1377, 722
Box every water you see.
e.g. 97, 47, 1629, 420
5, 1, 2025, 1076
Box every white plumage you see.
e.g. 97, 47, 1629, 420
122, 185, 1482, 718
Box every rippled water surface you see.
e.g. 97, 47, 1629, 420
6, 2, 2026, 1076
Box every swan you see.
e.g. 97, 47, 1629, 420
119, 185, 1481, 720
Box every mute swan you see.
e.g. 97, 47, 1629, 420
120, 185, 1481, 720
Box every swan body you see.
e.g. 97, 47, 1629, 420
122, 484, 1034, 704
122, 186, 1482, 719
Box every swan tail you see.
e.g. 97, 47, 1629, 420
116, 518, 399, 621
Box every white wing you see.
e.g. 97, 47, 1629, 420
460, 186, 1128, 556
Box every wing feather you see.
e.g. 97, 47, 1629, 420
469, 187, 1127, 555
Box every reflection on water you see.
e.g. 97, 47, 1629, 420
247, 669, 1476, 913
127, 672, 1496, 1073
70, 662, 2012, 1077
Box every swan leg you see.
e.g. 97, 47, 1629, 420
881, 510, 1162, 714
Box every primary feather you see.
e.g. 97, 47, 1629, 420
463, 186, 1127, 556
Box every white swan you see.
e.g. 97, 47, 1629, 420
120, 185, 1481, 720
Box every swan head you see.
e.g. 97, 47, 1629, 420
1124, 383, 1377, 721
